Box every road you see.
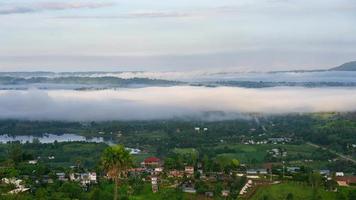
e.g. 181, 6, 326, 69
306, 142, 356, 164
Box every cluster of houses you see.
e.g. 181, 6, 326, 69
239, 180, 253, 196
1, 178, 30, 194
134, 155, 356, 197
27, 156, 56, 165
56, 172, 97, 186
136, 156, 198, 193
334, 172, 356, 187
242, 137, 292, 145
268, 148, 287, 158
194, 127, 208, 132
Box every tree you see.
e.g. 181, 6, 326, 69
349, 190, 356, 200
8, 144, 23, 163
101, 145, 133, 200
308, 173, 322, 189
35, 188, 49, 200
286, 193, 294, 200
231, 159, 240, 169
59, 182, 82, 199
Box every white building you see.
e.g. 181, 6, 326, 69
28, 160, 37, 164
185, 166, 194, 175
336, 172, 344, 177
89, 172, 97, 183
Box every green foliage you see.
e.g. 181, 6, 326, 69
59, 182, 82, 199
101, 145, 133, 200
250, 183, 340, 200
101, 145, 133, 177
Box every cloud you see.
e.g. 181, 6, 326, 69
0, 86, 356, 121
0, 2, 114, 15
53, 0, 356, 20
54, 5, 242, 19
56, 11, 192, 19
56, 10, 209, 19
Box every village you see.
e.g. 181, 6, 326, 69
0, 119, 356, 199
2, 149, 356, 199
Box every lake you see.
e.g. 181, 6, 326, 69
0, 133, 107, 144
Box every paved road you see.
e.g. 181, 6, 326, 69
306, 142, 356, 164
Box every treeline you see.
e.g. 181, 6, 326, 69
0, 76, 179, 86
211, 81, 356, 88
1, 113, 356, 157
261, 114, 356, 154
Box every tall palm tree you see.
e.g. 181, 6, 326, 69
101, 145, 133, 200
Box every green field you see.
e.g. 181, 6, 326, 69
129, 184, 196, 200
212, 144, 319, 164
249, 183, 355, 200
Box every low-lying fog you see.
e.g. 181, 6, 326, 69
93, 71, 356, 83
2, 71, 356, 83
1, 86, 356, 121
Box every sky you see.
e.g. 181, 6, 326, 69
1, 0, 356, 72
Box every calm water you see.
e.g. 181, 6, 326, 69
0, 133, 105, 144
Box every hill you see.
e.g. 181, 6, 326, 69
330, 61, 356, 71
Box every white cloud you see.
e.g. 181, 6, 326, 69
0, 2, 114, 15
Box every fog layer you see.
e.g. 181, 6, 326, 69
1, 86, 356, 121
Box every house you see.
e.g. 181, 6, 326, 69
142, 157, 161, 167
48, 156, 55, 160
183, 187, 196, 193
336, 172, 344, 177
335, 176, 356, 186
56, 173, 67, 181
89, 172, 97, 183
182, 182, 196, 193
151, 177, 158, 193
3, 179, 30, 194
240, 180, 253, 195
154, 167, 163, 174
319, 170, 330, 176
128, 167, 146, 176
246, 169, 257, 175
69, 172, 97, 185
287, 167, 300, 173
151, 176, 158, 184
194, 127, 200, 132
169, 170, 184, 178
185, 166, 194, 175
221, 190, 230, 197
336, 180, 348, 187
80, 173, 91, 185
42, 175, 53, 184
28, 160, 37, 164
205, 192, 214, 197
246, 169, 267, 175
69, 173, 80, 181
125, 148, 141, 155
268, 137, 291, 144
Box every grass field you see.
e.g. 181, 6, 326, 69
129, 184, 198, 200
213, 144, 319, 164
173, 148, 198, 155
249, 182, 354, 200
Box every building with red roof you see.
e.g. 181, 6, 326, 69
142, 157, 161, 167
336, 176, 356, 186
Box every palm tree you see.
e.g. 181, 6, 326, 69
101, 145, 133, 200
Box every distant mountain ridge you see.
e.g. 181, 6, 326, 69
330, 61, 356, 71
